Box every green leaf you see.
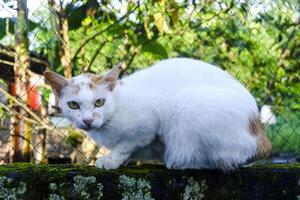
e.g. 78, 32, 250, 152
141, 40, 168, 59
0, 18, 14, 39
0, 17, 39, 39
144, 16, 154, 39
66, 4, 88, 30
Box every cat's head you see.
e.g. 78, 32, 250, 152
44, 65, 122, 130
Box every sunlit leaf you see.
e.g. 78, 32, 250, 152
144, 16, 154, 39
153, 13, 169, 34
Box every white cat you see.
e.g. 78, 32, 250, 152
45, 58, 272, 170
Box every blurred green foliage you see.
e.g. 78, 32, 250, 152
0, 0, 299, 153
266, 113, 300, 154
26, 0, 300, 113
65, 129, 85, 148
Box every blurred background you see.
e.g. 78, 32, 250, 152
0, 0, 299, 165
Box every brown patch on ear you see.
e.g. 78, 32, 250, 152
89, 64, 123, 91
102, 64, 122, 91
91, 75, 103, 83
90, 75, 103, 89
44, 71, 68, 97
249, 115, 272, 159
104, 77, 117, 91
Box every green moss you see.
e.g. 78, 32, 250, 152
1, 162, 299, 176
243, 162, 300, 170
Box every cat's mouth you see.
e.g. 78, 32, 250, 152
78, 125, 94, 130
77, 119, 110, 130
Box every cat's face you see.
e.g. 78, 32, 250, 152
44, 66, 122, 130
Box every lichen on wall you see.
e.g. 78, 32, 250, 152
73, 175, 103, 200
182, 177, 207, 200
48, 175, 103, 200
48, 183, 65, 200
119, 175, 154, 200
0, 176, 26, 200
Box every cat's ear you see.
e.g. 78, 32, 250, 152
102, 63, 123, 91
44, 71, 69, 97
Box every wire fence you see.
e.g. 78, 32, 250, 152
0, 0, 299, 165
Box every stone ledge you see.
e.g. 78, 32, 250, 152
0, 163, 299, 200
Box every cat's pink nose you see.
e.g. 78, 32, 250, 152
83, 119, 93, 127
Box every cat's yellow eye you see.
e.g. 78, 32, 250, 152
68, 101, 80, 109
95, 99, 105, 107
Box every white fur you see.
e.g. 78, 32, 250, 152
59, 58, 260, 170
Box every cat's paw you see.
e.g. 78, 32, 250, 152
95, 156, 123, 170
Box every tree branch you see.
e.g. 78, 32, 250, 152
264, 25, 298, 103
83, 34, 122, 72
71, 6, 138, 64
0, 102, 39, 125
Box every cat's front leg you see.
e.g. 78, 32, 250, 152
95, 139, 150, 170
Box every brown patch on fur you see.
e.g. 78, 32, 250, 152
249, 117, 264, 136
92, 112, 100, 118
83, 73, 94, 78
71, 84, 80, 95
249, 115, 272, 159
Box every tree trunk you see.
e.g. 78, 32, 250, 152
81, 0, 98, 72
47, 0, 61, 71
47, 0, 72, 78
59, 15, 72, 78
11, 0, 31, 162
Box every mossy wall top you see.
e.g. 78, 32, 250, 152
0, 163, 299, 200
